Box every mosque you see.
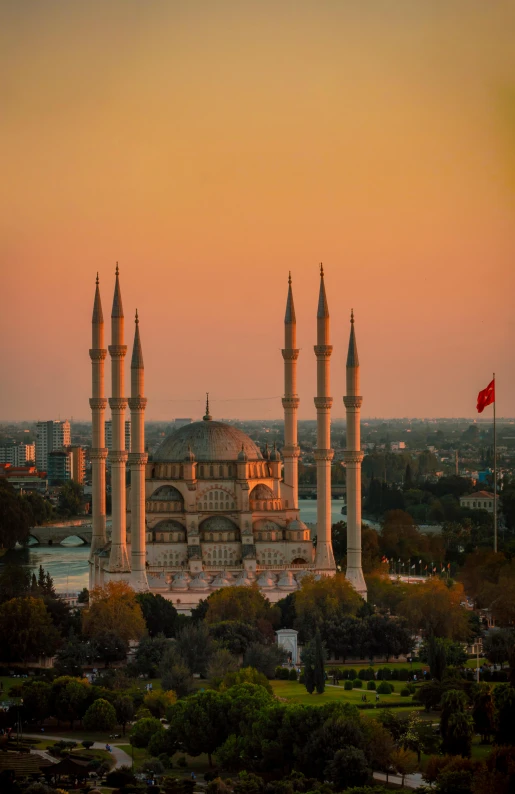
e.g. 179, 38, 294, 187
88, 266, 366, 609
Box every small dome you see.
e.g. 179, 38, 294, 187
233, 570, 253, 587
189, 575, 210, 591
171, 572, 190, 591
237, 445, 248, 461
287, 519, 309, 531
211, 571, 232, 588
270, 445, 281, 461
250, 484, 275, 500
257, 571, 276, 588
253, 519, 282, 532
277, 571, 297, 590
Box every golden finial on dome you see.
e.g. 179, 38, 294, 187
203, 392, 212, 421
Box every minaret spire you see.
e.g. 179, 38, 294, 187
89, 274, 108, 576
344, 310, 367, 598
314, 265, 336, 573
108, 264, 130, 574
282, 272, 300, 509
129, 309, 149, 591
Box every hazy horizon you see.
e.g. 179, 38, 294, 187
2, 1, 514, 421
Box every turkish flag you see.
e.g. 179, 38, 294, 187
477, 379, 495, 413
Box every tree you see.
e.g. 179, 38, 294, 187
325, 747, 370, 790
205, 585, 279, 627
207, 648, 239, 685
54, 634, 93, 677
390, 747, 417, 787
399, 578, 470, 639
493, 684, 515, 745
208, 620, 262, 655
57, 481, 83, 516
167, 690, 229, 767
136, 592, 178, 637
134, 635, 171, 677
174, 622, 214, 675
483, 629, 514, 668
93, 629, 129, 667
131, 716, 165, 748
50, 676, 90, 729
440, 690, 473, 756
301, 642, 315, 694
0, 597, 61, 662
313, 630, 325, 694
144, 689, 177, 718
161, 661, 194, 698
294, 574, 362, 641
243, 642, 287, 679
501, 480, 515, 532
22, 681, 51, 726
0, 564, 31, 604
0, 481, 31, 548
415, 681, 444, 711
82, 581, 146, 643
472, 683, 495, 743
115, 695, 134, 735
83, 698, 117, 731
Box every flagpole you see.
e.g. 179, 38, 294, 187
493, 372, 497, 553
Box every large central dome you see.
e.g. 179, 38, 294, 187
153, 420, 263, 462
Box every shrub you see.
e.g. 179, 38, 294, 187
353, 679, 363, 689
105, 765, 136, 788
344, 680, 353, 691
390, 669, 399, 680
176, 755, 188, 768
400, 688, 411, 697
348, 669, 357, 680
358, 669, 367, 680
82, 740, 94, 750
275, 666, 289, 680
377, 681, 393, 695
399, 669, 409, 681
288, 668, 298, 681
367, 681, 376, 691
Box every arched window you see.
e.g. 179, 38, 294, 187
200, 465, 204, 477
179, 465, 184, 478
159, 534, 164, 542
219, 465, 224, 477
210, 465, 214, 477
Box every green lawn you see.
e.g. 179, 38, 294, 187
0, 676, 20, 702
271, 680, 423, 713
119, 745, 213, 778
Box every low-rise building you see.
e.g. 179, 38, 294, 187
0, 464, 48, 492
460, 491, 497, 513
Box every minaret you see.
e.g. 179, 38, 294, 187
128, 310, 149, 591
344, 310, 367, 598
89, 274, 108, 567
282, 272, 300, 509
108, 264, 130, 573
314, 265, 336, 572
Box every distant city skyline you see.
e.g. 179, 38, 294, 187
2, 1, 514, 421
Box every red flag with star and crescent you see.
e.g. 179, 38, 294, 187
477, 379, 495, 414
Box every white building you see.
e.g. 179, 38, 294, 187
460, 491, 498, 513
105, 420, 131, 456
35, 421, 71, 470
0, 443, 36, 467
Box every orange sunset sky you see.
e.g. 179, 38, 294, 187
1, 1, 514, 422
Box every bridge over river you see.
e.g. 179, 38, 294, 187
29, 520, 111, 546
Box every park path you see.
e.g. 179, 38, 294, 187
24, 733, 132, 769
373, 771, 424, 789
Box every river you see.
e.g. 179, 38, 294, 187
0, 499, 369, 593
